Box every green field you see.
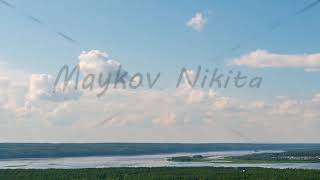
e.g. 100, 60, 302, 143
0, 167, 319, 180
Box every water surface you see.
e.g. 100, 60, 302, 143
1, 150, 320, 169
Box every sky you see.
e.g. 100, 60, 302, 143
0, 0, 320, 143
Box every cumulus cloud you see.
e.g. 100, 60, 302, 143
232, 49, 320, 72
79, 50, 128, 78
1, 50, 320, 142
186, 12, 207, 31
4, 76, 320, 142
27, 74, 81, 102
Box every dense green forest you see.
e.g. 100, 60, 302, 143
232, 149, 320, 162
0, 167, 319, 180
168, 155, 208, 162
1, 143, 320, 159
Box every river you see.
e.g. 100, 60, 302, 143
1, 150, 320, 169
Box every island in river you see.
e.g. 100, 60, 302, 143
168, 149, 320, 163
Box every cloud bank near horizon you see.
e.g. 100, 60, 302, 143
0, 50, 319, 143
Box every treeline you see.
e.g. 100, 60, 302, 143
0, 167, 319, 180
282, 150, 320, 157
1, 143, 320, 159
235, 150, 320, 162
168, 155, 204, 162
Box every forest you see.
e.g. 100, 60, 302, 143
0, 167, 319, 180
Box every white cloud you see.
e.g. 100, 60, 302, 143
79, 50, 127, 78
232, 49, 320, 72
3, 77, 320, 142
271, 99, 301, 115
212, 96, 230, 110
27, 74, 81, 102
186, 12, 207, 31
153, 112, 177, 126
2, 50, 320, 142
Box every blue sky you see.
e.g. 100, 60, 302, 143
1, 0, 320, 97
0, 0, 320, 142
